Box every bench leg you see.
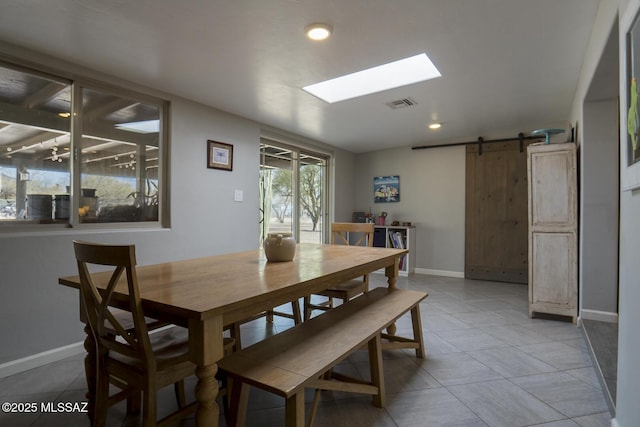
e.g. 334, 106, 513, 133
368, 334, 385, 408
410, 305, 425, 358
228, 379, 250, 427
285, 392, 305, 427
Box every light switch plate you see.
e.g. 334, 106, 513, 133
234, 190, 243, 202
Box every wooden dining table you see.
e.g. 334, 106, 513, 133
59, 242, 408, 426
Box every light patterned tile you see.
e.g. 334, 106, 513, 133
518, 341, 592, 371
386, 388, 488, 427
481, 324, 550, 346
571, 411, 612, 427
422, 352, 503, 386
511, 372, 609, 418
449, 379, 565, 427
312, 397, 397, 427
437, 328, 510, 352
468, 347, 558, 378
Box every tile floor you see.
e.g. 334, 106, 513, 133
0, 274, 612, 427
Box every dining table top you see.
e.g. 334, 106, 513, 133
59, 243, 408, 325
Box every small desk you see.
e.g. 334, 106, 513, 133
59, 243, 407, 427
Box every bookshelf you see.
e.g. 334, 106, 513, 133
373, 225, 416, 275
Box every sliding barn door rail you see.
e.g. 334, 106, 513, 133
412, 132, 539, 155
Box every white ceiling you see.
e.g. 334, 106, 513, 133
0, 0, 600, 153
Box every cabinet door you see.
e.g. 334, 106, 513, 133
530, 232, 577, 310
529, 147, 577, 230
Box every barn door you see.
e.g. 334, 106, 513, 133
465, 140, 531, 283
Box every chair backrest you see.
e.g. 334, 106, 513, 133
74, 240, 154, 368
330, 222, 374, 247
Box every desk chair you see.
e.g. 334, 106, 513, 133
303, 222, 375, 320
74, 240, 200, 427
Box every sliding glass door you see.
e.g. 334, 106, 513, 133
259, 140, 328, 245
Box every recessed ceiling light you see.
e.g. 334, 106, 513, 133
305, 23, 332, 41
303, 53, 441, 103
428, 122, 442, 130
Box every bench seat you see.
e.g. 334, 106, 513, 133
217, 286, 428, 427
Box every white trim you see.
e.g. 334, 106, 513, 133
611, 418, 620, 427
0, 341, 84, 379
580, 309, 619, 323
415, 268, 465, 278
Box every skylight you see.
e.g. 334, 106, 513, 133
303, 53, 441, 103
115, 119, 159, 134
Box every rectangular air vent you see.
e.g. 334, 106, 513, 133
385, 97, 418, 110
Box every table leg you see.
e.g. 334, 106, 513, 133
190, 316, 224, 427
195, 364, 219, 425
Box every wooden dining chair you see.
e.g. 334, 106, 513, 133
303, 222, 375, 320
74, 240, 200, 427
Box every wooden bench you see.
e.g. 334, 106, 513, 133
217, 287, 428, 427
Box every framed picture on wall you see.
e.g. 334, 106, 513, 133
622, 0, 640, 190
374, 175, 400, 203
207, 140, 233, 171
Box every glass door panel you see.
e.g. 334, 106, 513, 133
299, 153, 325, 243
259, 141, 328, 245
260, 143, 294, 243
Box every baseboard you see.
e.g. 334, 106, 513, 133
0, 341, 84, 379
580, 309, 619, 323
415, 268, 465, 278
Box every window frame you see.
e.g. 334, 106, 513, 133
0, 59, 169, 232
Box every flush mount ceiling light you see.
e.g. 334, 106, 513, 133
428, 122, 442, 130
303, 53, 441, 103
305, 23, 332, 41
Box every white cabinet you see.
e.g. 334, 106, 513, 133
373, 225, 416, 275
527, 142, 577, 323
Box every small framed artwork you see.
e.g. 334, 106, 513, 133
374, 175, 400, 203
207, 140, 233, 171
622, 0, 640, 190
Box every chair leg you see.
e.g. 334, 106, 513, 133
174, 381, 186, 408
227, 322, 242, 352
303, 296, 312, 321
126, 390, 142, 414
93, 362, 109, 427
141, 384, 157, 427
291, 299, 302, 324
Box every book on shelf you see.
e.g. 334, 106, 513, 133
387, 230, 407, 270
387, 230, 405, 249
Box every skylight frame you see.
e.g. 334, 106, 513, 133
303, 53, 441, 103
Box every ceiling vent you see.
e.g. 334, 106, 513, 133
385, 97, 418, 110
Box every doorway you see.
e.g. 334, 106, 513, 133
259, 140, 329, 244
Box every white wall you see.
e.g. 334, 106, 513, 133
581, 99, 619, 315
571, 0, 640, 425
0, 49, 356, 368
355, 145, 466, 275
